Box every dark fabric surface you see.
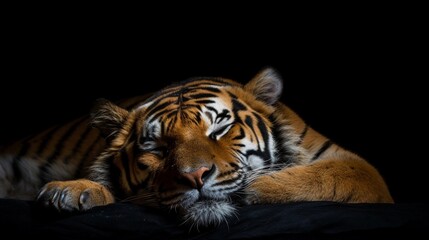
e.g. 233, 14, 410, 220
0, 199, 427, 239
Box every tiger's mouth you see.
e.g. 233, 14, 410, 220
157, 167, 243, 228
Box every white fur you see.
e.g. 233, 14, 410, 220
267, 134, 277, 164
184, 200, 236, 228
248, 155, 264, 170
144, 119, 162, 138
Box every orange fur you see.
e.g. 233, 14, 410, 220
246, 157, 393, 204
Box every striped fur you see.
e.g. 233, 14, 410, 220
0, 68, 393, 228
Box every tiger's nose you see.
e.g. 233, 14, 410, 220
180, 165, 215, 189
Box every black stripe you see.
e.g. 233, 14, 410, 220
179, 111, 188, 121
11, 142, 30, 182
216, 109, 230, 124
137, 162, 149, 170
45, 118, 87, 164
255, 114, 269, 151
35, 125, 63, 156
269, 115, 296, 166
206, 106, 218, 114
63, 121, 93, 164
73, 134, 102, 178
233, 143, 245, 147
166, 110, 178, 119
232, 99, 247, 111
166, 119, 173, 134
189, 93, 217, 99
227, 91, 238, 99
232, 128, 245, 140
143, 85, 188, 106
160, 121, 166, 136
166, 118, 175, 133
195, 99, 215, 104
177, 95, 189, 105
213, 174, 243, 186
210, 124, 231, 139
236, 150, 246, 157
175, 88, 187, 105
146, 101, 174, 118
120, 149, 135, 192
198, 87, 222, 93
245, 116, 260, 148
120, 148, 138, 194
217, 170, 235, 178
190, 112, 201, 125
297, 124, 309, 145
229, 162, 240, 170
218, 184, 242, 193
152, 109, 173, 121
311, 140, 333, 161
166, 87, 192, 101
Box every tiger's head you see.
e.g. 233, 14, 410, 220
89, 68, 295, 227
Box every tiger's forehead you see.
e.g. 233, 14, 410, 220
136, 80, 235, 114
134, 80, 239, 134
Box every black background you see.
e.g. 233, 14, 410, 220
0, 14, 426, 204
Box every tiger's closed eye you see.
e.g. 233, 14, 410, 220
138, 137, 169, 158
149, 146, 169, 158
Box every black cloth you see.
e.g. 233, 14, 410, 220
0, 199, 427, 239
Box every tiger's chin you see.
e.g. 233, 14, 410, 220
182, 200, 236, 229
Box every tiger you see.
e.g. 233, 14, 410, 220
0, 68, 393, 228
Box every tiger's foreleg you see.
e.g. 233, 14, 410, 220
37, 179, 115, 211
245, 158, 393, 204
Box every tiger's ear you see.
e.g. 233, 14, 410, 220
90, 98, 129, 140
245, 67, 283, 105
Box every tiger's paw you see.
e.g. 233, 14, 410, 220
243, 175, 287, 205
37, 179, 115, 212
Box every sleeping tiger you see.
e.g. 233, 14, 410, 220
0, 68, 393, 227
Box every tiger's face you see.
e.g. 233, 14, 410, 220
91, 69, 283, 227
